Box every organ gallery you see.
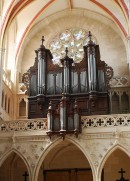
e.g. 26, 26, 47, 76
22, 31, 113, 138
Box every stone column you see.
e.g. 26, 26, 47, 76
0, 48, 5, 119
12, 68, 20, 119
119, 91, 122, 113
127, 35, 130, 71
108, 91, 112, 113
127, 1, 130, 72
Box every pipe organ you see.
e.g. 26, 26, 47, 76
22, 32, 113, 138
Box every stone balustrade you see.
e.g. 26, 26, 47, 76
0, 114, 130, 132
0, 119, 47, 132
82, 114, 130, 128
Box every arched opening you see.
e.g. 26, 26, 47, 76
19, 99, 26, 117
7, 98, 10, 114
0, 152, 29, 181
38, 140, 93, 181
121, 92, 129, 113
1, 91, 4, 108
112, 92, 119, 113
102, 148, 130, 181
4, 94, 7, 111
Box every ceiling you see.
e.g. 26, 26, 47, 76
0, 0, 129, 75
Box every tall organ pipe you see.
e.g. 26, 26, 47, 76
61, 48, 73, 94
87, 32, 97, 91
37, 39, 46, 94
38, 53, 45, 94
88, 48, 96, 91
60, 96, 66, 131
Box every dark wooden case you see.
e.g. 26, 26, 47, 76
22, 33, 113, 137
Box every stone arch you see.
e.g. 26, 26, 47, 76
98, 143, 130, 181
1, 18, 18, 84
0, 148, 31, 181
33, 137, 96, 181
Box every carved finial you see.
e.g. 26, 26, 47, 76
88, 31, 92, 41
65, 47, 68, 57
41, 36, 45, 45
87, 31, 95, 45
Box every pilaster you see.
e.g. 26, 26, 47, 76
127, 35, 130, 72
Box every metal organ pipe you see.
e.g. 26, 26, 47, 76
37, 37, 46, 95
74, 100, 79, 131
38, 54, 40, 94
88, 51, 96, 91
47, 102, 53, 132
87, 32, 97, 91
61, 48, 73, 94
60, 96, 66, 131
64, 61, 69, 93
38, 56, 45, 94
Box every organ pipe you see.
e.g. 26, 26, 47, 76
87, 31, 97, 91
61, 48, 73, 94
37, 36, 46, 94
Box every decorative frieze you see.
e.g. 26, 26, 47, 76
82, 114, 130, 128
109, 76, 129, 87
0, 119, 47, 132
0, 114, 130, 133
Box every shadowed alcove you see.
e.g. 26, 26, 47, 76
0, 152, 29, 181
103, 148, 130, 181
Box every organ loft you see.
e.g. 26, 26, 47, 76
22, 31, 113, 138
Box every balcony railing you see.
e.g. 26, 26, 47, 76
82, 114, 130, 128
0, 114, 130, 133
0, 119, 47, 132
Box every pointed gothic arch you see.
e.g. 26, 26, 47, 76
0, 148, 31, 181
98, 143, 130, 181
33, 137, 96, 181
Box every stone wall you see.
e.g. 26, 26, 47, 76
0, 117, 130, 180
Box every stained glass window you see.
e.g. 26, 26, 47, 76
49, 28, 97, 64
